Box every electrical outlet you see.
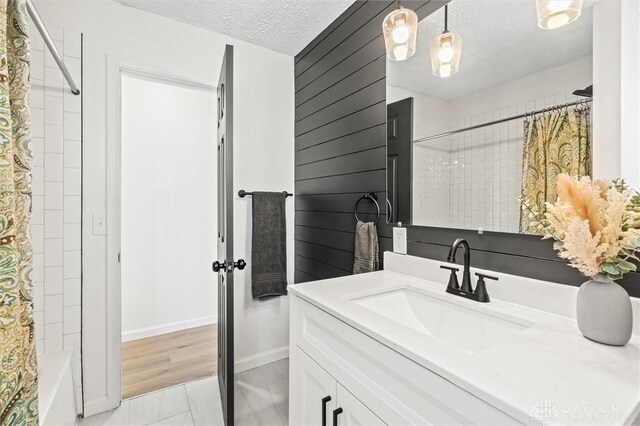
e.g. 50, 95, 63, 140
393, 227, 407, 254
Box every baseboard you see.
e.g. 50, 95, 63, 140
121, 316, 216, 342
235, 345, 289, 373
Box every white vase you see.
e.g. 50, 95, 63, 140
576, 279, 633, 346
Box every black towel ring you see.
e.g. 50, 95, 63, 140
354, 193, 380, 223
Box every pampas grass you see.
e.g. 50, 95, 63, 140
522, 174, 640, 281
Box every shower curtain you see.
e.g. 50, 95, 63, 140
520, 106, 591, 233
0, 1, 38, 425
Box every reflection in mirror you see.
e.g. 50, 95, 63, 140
386, 1, 595, 234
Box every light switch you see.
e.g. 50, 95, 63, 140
393, 226, 407, 254
92, 213, 106, 235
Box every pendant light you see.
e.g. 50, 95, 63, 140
536, 0, 583, 29
430, 5, 462, 78
382, 2, 418, 61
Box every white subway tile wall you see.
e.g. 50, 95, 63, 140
31, 25, 83, 411
412, 90, 585, 233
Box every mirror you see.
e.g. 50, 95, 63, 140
386, 1, 596, 233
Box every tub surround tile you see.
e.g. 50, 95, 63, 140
64, 224, 81, 251
64, 139, 82, 168
63, 196, 81, 223
44, 238, 63, 267
63, 278, 81, 307
32, 253, 44, 282
32, 137, 45, 166
63, 306, 81, 334
44, 295, 63, 324
63, 112, 82, 140
63, 168, 81, 195
44, 66, 64, 93
32, 196, 44, 225
44, 97, 64, 125
44, 266, 63, 295
44, 210, 64, 239
63, 333, 81, 360
44, 153, 64, 182
63, 251, 81, 279
63, 29, 81, 58
44, 181, 64, 210
45, 124, 64, 153
44, 322, 63, 353
32, 166, 44, 195
32, 224, 44, 254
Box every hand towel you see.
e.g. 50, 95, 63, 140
251, 192, 288, 299
353, 220, 380, 274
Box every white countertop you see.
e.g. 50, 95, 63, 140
289, 261, 640, 425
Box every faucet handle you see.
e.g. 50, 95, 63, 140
440, 265, 460, 290
474, 273, 498, 303
440, 265, 459, 272
475, 272, 499, 281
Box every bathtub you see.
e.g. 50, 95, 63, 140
38, 349, 78, 425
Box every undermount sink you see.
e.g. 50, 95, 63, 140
351, 288, 529, 354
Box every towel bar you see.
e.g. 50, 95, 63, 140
238, 190, 293, 198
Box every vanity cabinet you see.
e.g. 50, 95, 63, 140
290, 294, 521, 425
292, 347, 383, 425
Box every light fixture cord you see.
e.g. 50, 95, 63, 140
444, 4, 449, 32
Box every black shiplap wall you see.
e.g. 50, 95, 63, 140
294, 0, 640, 297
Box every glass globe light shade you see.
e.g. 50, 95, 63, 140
383, 7, 418, 61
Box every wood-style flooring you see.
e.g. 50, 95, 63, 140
121, 324, 217, 399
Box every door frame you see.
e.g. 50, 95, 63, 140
104, 57, 216, 411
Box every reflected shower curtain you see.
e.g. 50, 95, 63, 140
0, 1, 38, 425
520, 106, 591, 233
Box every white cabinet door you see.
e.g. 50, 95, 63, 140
336, 383, 385, 426
291, 347, 337, 426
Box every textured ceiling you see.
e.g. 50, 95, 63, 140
388, 0, 594, 100
116, 0, 354, 56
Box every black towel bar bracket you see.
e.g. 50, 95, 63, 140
354, 192, 380, 223
238, 189, 293, 198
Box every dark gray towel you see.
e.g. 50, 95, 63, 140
353, 220, 379, 274
251, 192, 288, 299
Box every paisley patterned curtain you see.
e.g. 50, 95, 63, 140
520, 106, 591, 233
0, 1, 38, 425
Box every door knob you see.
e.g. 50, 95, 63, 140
212, 261, 225, 272
212, 259, 246, 273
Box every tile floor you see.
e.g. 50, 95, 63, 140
79, 358, 289, 426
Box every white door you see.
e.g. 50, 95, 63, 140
291, 348, 337, 426
336, 383, 385, 426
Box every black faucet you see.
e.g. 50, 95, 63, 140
440, 238, 499, 303
447, 238, 473, 292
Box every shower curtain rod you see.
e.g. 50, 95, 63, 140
26, 0, 80, 96
414, 98, 591, 144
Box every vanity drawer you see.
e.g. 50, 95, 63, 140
292, 296, 522, 425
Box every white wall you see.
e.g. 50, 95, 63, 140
29, 23, 83, 412
593, 0, 640, 186
120, 76, 217, 341
35, 0, 294, 415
